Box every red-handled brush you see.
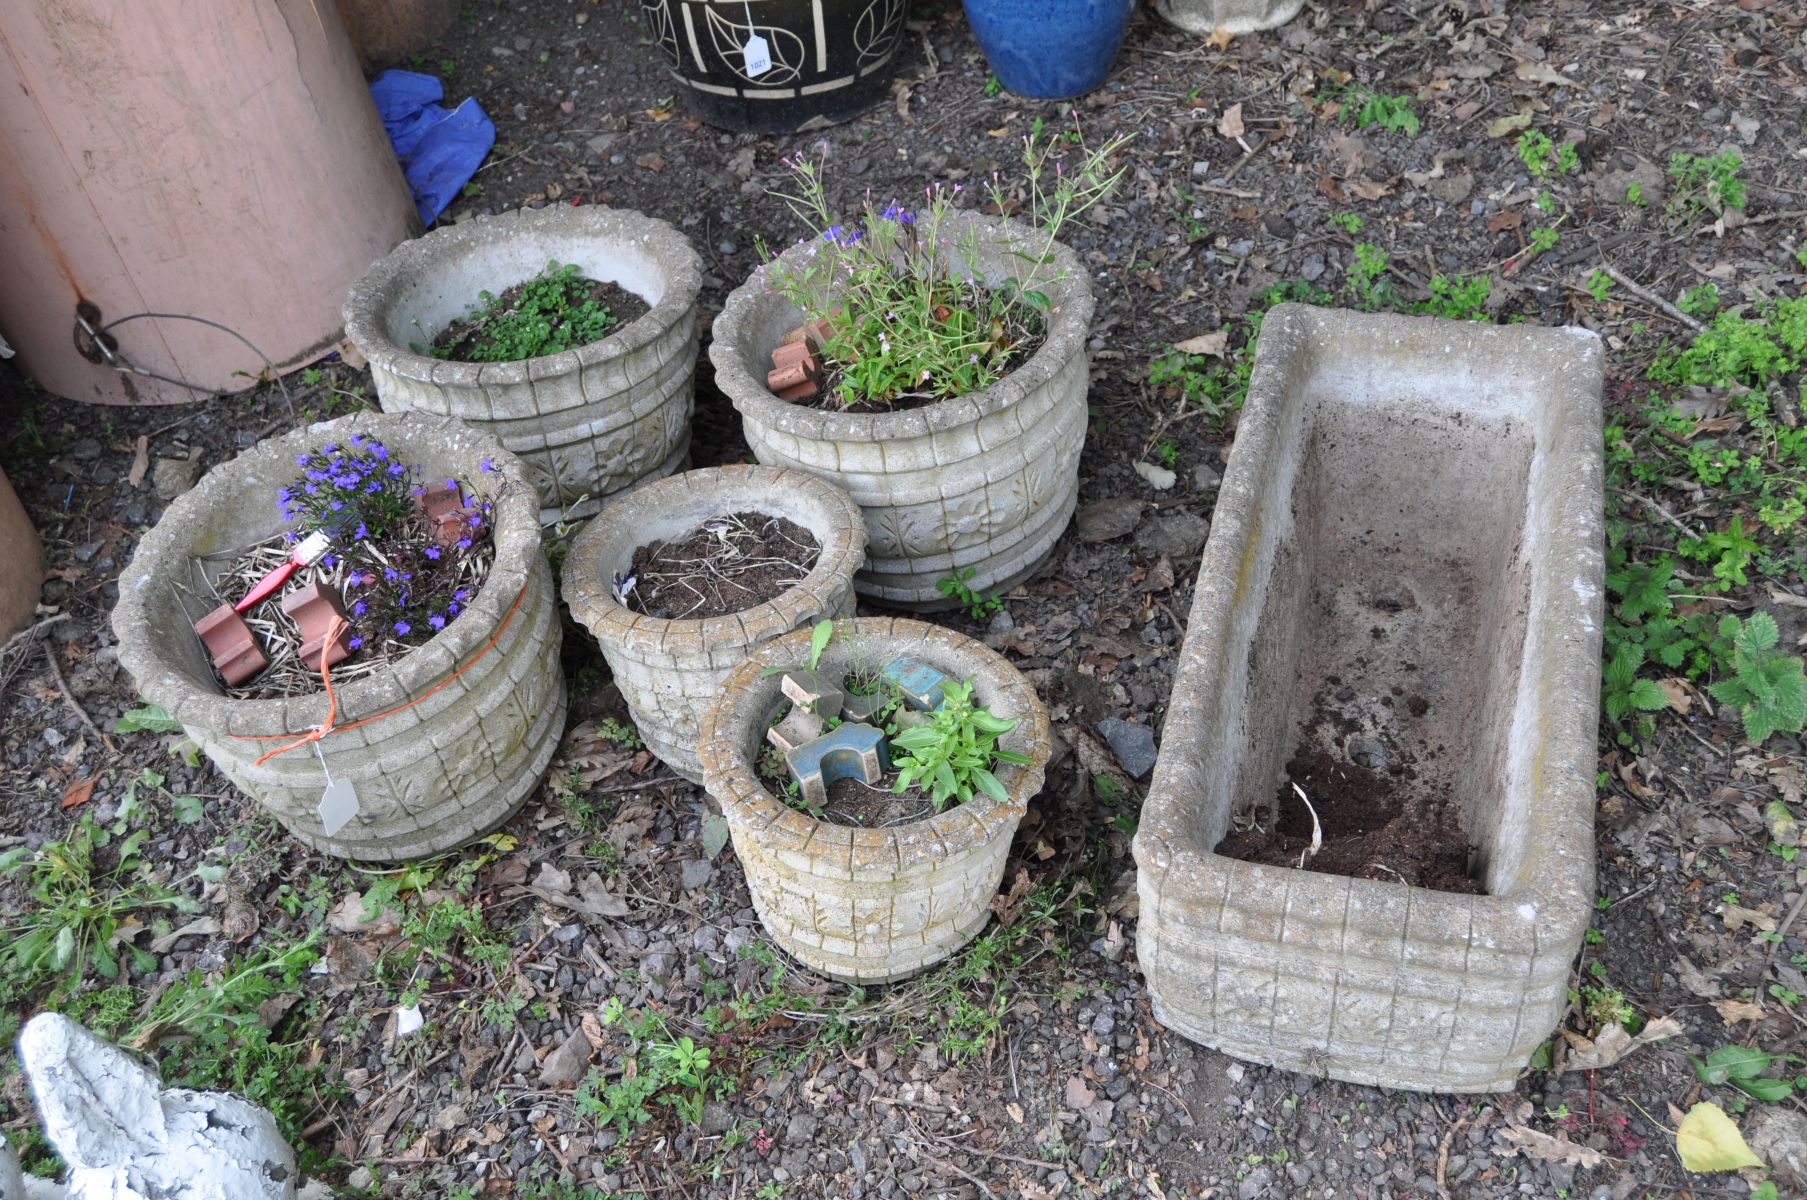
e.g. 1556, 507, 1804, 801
234, 530, 331, 613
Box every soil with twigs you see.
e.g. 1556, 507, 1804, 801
624, 511, 818, 620
5, 3, 1807, 1199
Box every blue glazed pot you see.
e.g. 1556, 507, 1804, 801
962, 0, 1135, 99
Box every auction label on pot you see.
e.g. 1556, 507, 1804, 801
743, 34, 772, 77
318, 779, 361, 836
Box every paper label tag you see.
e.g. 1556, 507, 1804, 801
743, 34, 772, 77
318, 779, 360, 837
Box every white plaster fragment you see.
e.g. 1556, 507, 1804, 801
1517, 903, 1538, 921
395, 1003, 425, 1037
19, 1014, 296, 1200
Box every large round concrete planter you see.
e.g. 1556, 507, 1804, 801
0, 465, 41, 640
1154, 0, 1305, 35
112, 412, 565, 861
698, 617, 1051, 983
343, 206, 703, 522
562, 465, 866, 784
710, 213, 1092, 609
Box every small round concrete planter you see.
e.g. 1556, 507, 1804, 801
698, 617, 1052, 983
710, 213, 1093, 609
1153, 0, 1305, 35
112, 411, 565, 861
342, 205, 704, 521
562, 465, 866, 784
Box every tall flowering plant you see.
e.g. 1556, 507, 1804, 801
279, 434, 497, 654
760, 121, 1129, 409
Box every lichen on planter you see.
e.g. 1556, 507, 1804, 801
698, 618, 1052, 983
1132, 305, 1605, 1093
709, 212, 1093, 610
1153, 0, 1305, 36
112, 412, 565, 861
562, 465, 866, 784
342, 205, 703, 521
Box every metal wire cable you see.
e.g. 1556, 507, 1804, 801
74, 308, 296, 417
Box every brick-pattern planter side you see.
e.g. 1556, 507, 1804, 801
1131, 305, 1605, 1092
112, 412, 564, 861
343, 205, 703, 520
1153, 0, 1305, 35
699, 617, 1052, 983
710, 213, 1092, 610
562, 465, 867, 784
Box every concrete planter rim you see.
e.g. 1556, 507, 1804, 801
709, 212, 1094, 441
561, 465, 868, 649
113, 411, 542, 739
697, 617, 1054, 854
1132, 301, 1605, 936
342, 205, 704, 389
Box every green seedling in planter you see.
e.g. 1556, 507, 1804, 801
762, 125, 1130, 409
1705, 612, 1807, 744
890, 678, 1029, 809
427, 260, 621, 363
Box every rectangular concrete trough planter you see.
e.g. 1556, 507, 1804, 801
1133, 305, 1606, 1093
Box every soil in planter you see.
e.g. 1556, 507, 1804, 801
756, 745, 940, 828
624, 511, 819, 620
431, 271, 649, 363
1215, 693, 1483, 895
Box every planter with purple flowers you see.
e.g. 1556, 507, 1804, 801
113, 411, 565, 860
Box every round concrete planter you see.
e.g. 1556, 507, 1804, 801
0, 465, 41, 640
1153, 0, 1305, 35
698, 617, 1051, 983
112, 411, 565, 861
343, 205, 704, 521
562, 465, 866, 784
710, 212, 1093, 610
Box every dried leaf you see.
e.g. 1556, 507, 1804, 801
1486, 109, 1535, 138
1134, 461, 1177, 491
1675, 1102, 1764, 1172
1205, 25, 1234, 51
1559, 1015, 1683, 1072
150, 916, 223, 954
1217, 103, 1245, 139
61, 776, 97, 809
1064, 1076, 1097, 1110
634, 152, 666, 173
1172, 330, 1229, 357
1515, 62, 1581, 87
1657, 678, 1692, 714
1722, 903, 1778, 933
127, 436, 149, 488
1498, 1125, 1607, 1168
1714, 998, 1767, 1026
1348, 177, 1395, 201
1489, 211, 1524, 233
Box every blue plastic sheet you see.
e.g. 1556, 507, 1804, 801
370, 70, 495, 226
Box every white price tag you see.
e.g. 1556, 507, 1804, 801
318, 778, 360, 836
743, 34, 772, 77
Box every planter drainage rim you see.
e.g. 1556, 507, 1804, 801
113, 410, 539, 738
562, 465, 868, 650
709, 212, 1094, 439
698, 617, 1053, 866
342, 205, 704, 389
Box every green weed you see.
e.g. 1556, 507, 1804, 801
1667, 151, 1747, 222
1705, 612, 1807, 744
427, 261, 623, 363
1325, 85, 1419, 137
936, 566, 1005, 621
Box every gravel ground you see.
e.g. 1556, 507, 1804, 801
4, 2, 1807, 1198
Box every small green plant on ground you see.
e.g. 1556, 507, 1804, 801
1706, 613, 1807, 744
936, 566, 1004, 621
1329, 212, 1364, 235
1323, 85, 1419, 137
596, 716, 643, 749
1692, 1045, 1807, 1103
890, 678, 1030, 808
577, 999, 719, 1137
1517, 130, 1554, 179
1667, 150, 1747, 222
1154, 438, 1179, 470
1679, 283, 1720, 319
429, 260, 622, 363
1586, 270, 1612, 304
0, 818, 199, 998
